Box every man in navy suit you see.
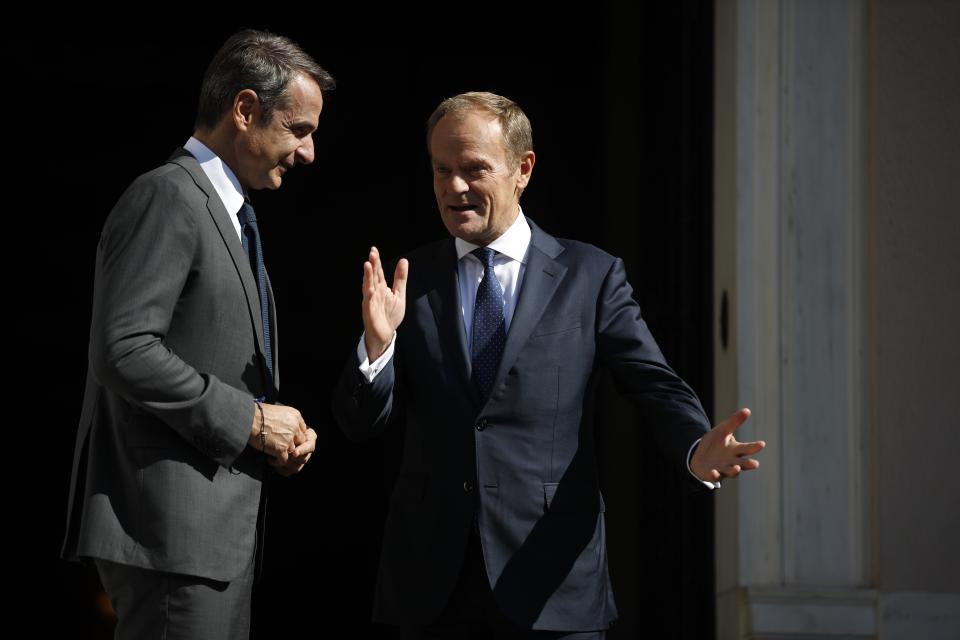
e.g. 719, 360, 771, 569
334, 92, 764, 638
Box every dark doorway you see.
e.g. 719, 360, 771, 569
27, 4, 714, 637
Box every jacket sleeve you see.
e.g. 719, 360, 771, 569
89, 173, 254, 468
331, 343, 398, 443
595, 257, 711, 475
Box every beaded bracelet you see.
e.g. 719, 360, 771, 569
255, 400, 266, 452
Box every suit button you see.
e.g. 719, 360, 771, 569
475, 419, 487, 431
463, 481, 474, 493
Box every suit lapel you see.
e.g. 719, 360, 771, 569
426, 240, 480, 407
489, 220, 567, 402
167, 150, 269, 368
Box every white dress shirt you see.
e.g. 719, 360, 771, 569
357, 208, 531, 379
454, 209, 531, 342
184, 137, 246, 239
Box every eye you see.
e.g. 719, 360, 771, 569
290, 124, 314, 139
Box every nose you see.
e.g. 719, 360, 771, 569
296, 136, 315, 165
448, 173, 469, 194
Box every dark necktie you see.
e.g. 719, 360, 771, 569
470, 247, 506, 401
237, 201, 273, 379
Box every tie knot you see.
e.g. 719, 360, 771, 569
237, 201, 257, 227
471, 247, 497, 269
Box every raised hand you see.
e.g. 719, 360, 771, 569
690, 408, 765, 482
361, 246, 409, 360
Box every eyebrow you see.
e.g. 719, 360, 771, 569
464, 159, 492, 169
289, 120, 318, 133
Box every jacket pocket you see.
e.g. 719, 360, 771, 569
531, 314, 582, 338
543, 482, 606, 514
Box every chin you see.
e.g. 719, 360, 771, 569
441, 216, 479, 241
443, 221, 476, 242
456, 229, 492, 244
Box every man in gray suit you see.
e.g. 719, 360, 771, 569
62, 30, 334, 639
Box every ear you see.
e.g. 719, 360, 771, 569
516, 150, 536, 190
232, 89, 260, 132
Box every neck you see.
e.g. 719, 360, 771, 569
193, 125, 243, 188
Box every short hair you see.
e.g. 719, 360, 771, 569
426, 92, 533, 168
195, 29, 335, 130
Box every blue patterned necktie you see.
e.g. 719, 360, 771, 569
237, 201, 273, 379
470, 247, 506, 401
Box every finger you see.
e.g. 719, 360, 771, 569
734, 440, 766, 456
370, 246, 384, 284
273, 464, 294, 477
293, 430, 306, 446
276, 454, 304, 473
362, 261, 374, 294
723, 464, 742, 478
393, 258, 409, 298
294, 430, 317, 456
719, 407, 751, 437
267, 457, 292, 476
739, 458, 760, 471
294, 436, 317, 458
297, 414, 308, 436
698, 468, 721, 483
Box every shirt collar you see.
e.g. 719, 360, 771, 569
184, 136, 246, 215
454, 207, 531, 264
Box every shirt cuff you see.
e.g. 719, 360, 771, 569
357, 332, 396, 383
687, 438, 721, 490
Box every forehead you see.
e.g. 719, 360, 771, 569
430, 111, 507, 158
276, 74, 324, 122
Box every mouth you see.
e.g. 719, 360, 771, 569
446, 203, 480, 215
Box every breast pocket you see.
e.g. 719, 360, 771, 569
531, 313, 582, 339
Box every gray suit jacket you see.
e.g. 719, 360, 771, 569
62, 149, 277, 582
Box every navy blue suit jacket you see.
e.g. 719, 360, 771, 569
334, 219, 710, 631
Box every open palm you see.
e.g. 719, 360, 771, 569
690, 408, 765, 482
361, 246, 409, 360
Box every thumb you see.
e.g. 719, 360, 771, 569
393, 258, 409, 299
718, 407, 751, 437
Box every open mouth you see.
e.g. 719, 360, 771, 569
448, 204, 478, 213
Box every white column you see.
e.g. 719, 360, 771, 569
714, 0, 874, 637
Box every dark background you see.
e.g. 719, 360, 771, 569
15, 4, 716, 637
